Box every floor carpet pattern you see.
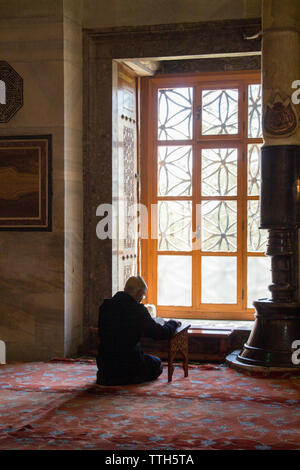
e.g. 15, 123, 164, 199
0, 359, 299, 450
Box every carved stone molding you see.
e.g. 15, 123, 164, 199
86, 19, 262, 59
264, 93, 298, 137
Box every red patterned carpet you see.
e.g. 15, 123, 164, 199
0, 359, 299, 450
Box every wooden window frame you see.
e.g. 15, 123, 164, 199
140, 70, 263, 321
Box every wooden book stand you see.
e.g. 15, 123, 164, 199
168, 323, 191, 382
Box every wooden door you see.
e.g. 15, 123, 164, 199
113, 64, 139, 292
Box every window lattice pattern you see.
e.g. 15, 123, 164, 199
248, 143, 262, 196
151, 77, 265, 311
201, 201, 237, 252
248, 84, 262, 138
158, 146, 192, 196
158, 88, 193, 141
201, 148, 237, 196
202, 89, 238, 135
247, 200, 268, 252
158, 200, 192, 251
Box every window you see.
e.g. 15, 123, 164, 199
141, 71, 270, 320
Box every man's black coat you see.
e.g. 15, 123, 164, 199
96, 291, 178, 385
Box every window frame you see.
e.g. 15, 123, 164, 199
140, 70, 265, 320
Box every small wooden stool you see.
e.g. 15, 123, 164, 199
167, 323, 191, 382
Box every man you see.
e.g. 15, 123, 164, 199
96, 276, 180, 385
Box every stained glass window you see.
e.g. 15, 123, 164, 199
248, 84, 262, 138
201, 201, 237, 252
158, 146, 192, 196
158, 88, 193, 140
201, 148, 237, 196
202, 88, 238, 135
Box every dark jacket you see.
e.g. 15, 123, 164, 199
97, 291, 178, 381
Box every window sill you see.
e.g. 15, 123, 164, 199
163, 318, 254, 331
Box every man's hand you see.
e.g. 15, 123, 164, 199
170, 319, 181, 327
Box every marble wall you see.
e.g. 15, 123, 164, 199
63, 2, 84, 357
0, 0, 83, 361
82, 0, 261, 28
0, 0, 261, 360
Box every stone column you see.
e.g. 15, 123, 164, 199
228, 0, 300, 371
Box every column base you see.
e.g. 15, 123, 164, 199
226, 300, 300, 371
226, 350, 300, 376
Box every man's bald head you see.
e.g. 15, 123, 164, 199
124, 276, 148, 302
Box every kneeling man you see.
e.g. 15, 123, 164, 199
96, 276, 180, 385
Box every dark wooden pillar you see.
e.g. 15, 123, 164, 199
235, 146, 300, 368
